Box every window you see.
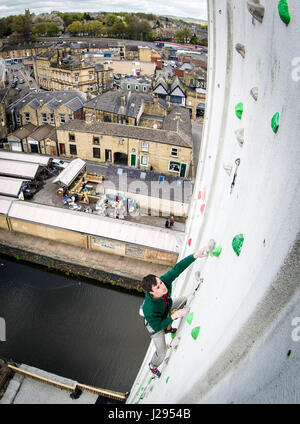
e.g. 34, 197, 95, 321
169, 161, 180, 172
140, 156, 148, 166
59, 114, 65, 124
90, 85, 93, 92
68, 114, 73, 120
69, 144, 77, 155
93, 147, 100, 158
42, 113, 47, 123
25, 113, 30, 123
119, 139, 124, 145
16, 115, 21, 124
143, 86, 147, 92
50, 114, 54, 123
69, 133, 75, 141
142, 142, 149, 152
75, 74, 79, 83
93, 136, 100, 145
89, 72, 93, 80
127, 84, 131, 90
171, 147, 178, 157
135, 85, 139, 91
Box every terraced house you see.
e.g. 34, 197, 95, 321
56, 106, 192, 177
6, 91, 86, 154
83, 90, 168, 129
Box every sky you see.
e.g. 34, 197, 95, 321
0, 0, 207, 21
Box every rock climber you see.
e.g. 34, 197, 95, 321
140, 247, 208, 377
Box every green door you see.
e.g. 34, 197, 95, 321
180, 163, 186, 177
131, 154, 136, 166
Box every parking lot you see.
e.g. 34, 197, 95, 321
30, 160, 188, 231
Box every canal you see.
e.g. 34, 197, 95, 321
0, 253, 149, 394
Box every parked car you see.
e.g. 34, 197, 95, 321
51, 159, 69, 170
19, 78, 24, 83
11, 82, 16, 88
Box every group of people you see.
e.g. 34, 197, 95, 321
165, 215, 175, 229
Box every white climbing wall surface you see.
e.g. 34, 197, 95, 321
127, 0, 300, 404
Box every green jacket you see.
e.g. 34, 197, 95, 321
143, 254, 195, 334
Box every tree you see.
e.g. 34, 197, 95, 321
11, 10, 32, 40
66, 21, 83, 35
109, 20, 127, 38
83, 20, 104, 37
0, 17, 13, 37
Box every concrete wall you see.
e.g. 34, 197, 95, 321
9, 219, 87, 248
128, 0, 300, 404
2, 217, 178, 266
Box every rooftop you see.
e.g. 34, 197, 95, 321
57, 119, 193, 148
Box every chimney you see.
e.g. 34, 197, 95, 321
120, 92, 126, 107
85, 112, 94, 123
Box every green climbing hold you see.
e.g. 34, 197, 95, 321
186, 312, 194, 325
171, 332, 176, 339
235, 102, 243, 120
271, 112, 280, 134
212, 245, 222, 257
191, 326, 200, 340
278, 0, 291, 24
166, 376, 170, 384
232, 234, 244, 256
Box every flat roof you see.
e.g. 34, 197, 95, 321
0, 176, 29, 198
7, 201, 183, 253
0, 195, 15, 215
0, 151, 51, 166
0, 159, 40, 179
52, 158, 86, 187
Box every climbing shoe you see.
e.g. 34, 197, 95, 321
149, 363, 161, 378
164, 327, 177, 334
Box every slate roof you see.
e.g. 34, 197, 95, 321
83, 91, 155, 118
57, 120, 192, 148
7, 91, 87, 114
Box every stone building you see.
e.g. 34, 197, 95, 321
83, 90, 168, 128
56, 107, 192, 177
6, 91, 86, 131
35, 53, 114, 94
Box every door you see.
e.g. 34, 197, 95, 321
180, 163, 187, 178
130, 154, 136, 166
30, 143, 39, 153
59, 143, 66, 155
105, 149, 112, 162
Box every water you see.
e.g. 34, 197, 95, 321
0, 254, 149, 394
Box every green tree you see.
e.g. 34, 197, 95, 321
11, 10, 32, 40
83, 20, 104, 37
110, 20, 127, 38
0, 17, 13, 37
66, 21, 83, 35
190, 34, 199, 45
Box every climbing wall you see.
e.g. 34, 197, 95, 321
127, 0, 300, 404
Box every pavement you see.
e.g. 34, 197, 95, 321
0, 228, 171, 285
